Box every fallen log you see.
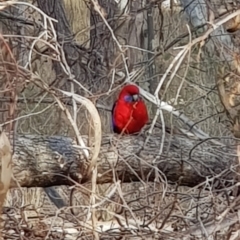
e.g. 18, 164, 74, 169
11, 127, 238, 188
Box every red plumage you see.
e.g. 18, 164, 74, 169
112, 84, 149, 134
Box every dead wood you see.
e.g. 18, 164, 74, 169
10, 127, 237, 189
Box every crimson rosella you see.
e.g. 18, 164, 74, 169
112, 84, 149, 134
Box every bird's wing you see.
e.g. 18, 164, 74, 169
132, 101, 148, 122
112, 100, 133, 131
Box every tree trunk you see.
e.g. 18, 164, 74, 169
36, 0, 86, 90
10, 127, 237, 189
179, 0, 240, 137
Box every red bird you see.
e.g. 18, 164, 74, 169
112, 84, 149, 134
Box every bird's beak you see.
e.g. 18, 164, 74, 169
132, 94, 139, 101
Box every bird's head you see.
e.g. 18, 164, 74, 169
118, 84, 141, 103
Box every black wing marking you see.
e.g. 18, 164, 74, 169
111, 101, 120, 133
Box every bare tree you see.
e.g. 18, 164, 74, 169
0, 0, 240, 239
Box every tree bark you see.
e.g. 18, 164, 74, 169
10, 127, 237, 189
